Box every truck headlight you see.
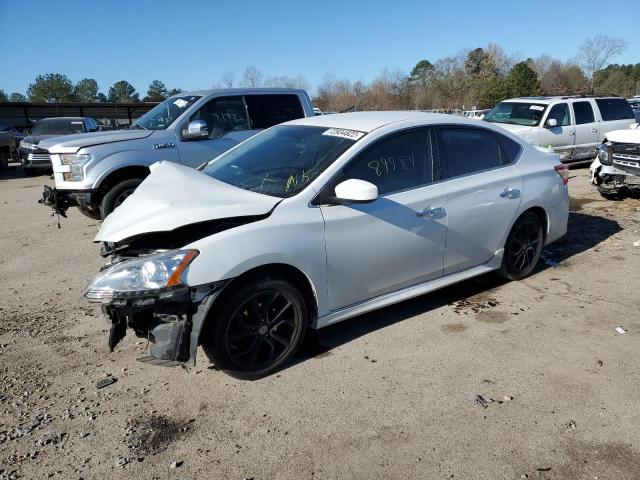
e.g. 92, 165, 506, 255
83, 249, 199, 303
61, 154, 91, 181
598, 142, 612, 166
20, 141, 37, 150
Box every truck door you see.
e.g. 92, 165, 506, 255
538, 102, 575, 161
177, 96, 256, 168
571, 100, 599, 160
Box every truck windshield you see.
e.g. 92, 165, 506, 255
201, 125, 360, 198
484, 102, 548, 126
32, 119, 85, 135
132, 95, 201, 130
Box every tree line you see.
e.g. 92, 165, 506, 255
1, 36, 637, 111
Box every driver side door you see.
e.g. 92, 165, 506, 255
538, 102, 575, 161
177, 96, 257, 168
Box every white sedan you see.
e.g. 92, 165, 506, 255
84, 112, 569, 378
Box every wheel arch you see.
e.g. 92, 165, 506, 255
522, 205, 548, 241
97, 165, 150, 195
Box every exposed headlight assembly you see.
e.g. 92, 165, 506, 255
598, 142, 612, 166
61, 154, 91, 181
84, 249, 199, 303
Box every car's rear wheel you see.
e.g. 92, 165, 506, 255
99, 178, 142, 219
498, 212, 544, 281
203, 278, 307, 379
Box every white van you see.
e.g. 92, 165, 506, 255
484, 95, 636, 163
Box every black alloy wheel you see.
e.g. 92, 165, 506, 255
203, 279, 307, 379
499, 212, 544, 280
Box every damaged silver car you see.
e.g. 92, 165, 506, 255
84, 112, 569, 378
589, 123, 640, 198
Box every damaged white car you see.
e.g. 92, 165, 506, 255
589, 123, 640, 198
84, 112, 569, 378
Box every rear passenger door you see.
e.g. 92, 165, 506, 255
437, 126, 523, 274
571, 101, 599, 160
539, 102, 575, 161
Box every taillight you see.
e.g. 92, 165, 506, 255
554, 164, 569, 185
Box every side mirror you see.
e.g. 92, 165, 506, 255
546, 118, 558, 128
334, 179, 378, 204
183, 120, 209, 140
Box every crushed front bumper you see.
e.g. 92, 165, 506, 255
590, 158, 640, 193
39, 185, 96, 217
100, 281, 226, 366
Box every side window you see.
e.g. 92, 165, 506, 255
341, 129, 431, 196
546, 103, 571, 126
572, 101, 595, 124
187, 96, 249, 138
245, 94, 304, 129
439, 127, 502, 178
595, 98, 634, 121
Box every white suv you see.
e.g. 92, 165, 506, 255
484, 95, 636, 163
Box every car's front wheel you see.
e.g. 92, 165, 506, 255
203, 278, 308, 379
498, 212, 544, 281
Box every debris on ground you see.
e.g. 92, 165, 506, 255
96, 377, 117, 389
616, 326, 627, 334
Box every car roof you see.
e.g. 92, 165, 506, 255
172, 87, 307, 97
284, 111, 473, 133
503, 95, 620, 105
38, 117, 90, 122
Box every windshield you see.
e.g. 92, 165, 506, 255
484, 102, 548, 126
201, 125, 360, 198
32, 119, 85, 135
132, 95, 201, 130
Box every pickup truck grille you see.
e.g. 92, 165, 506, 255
27, 152, 51, 164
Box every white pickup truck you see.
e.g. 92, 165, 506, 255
40, 88, 315, 219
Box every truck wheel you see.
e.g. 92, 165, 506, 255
77, 205, 102, 220
0, 150, 8, 170
99, 178, 143, 219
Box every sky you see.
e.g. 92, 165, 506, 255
1, 0, 638, 97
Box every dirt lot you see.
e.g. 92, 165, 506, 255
0, 163, 639, 480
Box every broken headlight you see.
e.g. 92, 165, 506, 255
598, 142, 612, 166
83, 249, 198, 303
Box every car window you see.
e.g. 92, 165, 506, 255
572, 101, 595, 124
547, 103, 571, 126
341, 129, 431, 196
244, 94, 304, 129
187, 96, 249, 139
595, 98, 635, 121
439, 127, 502, 178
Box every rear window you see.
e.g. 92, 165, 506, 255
245, 94, 304, 129
596, 98, 634, 121
573, 101, 595, 124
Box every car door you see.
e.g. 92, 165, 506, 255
570, 100, 599, 160
177, 96, 256, 168
436, 126, 524, 274
538, 102, 575, 161
320, 128, 447, 310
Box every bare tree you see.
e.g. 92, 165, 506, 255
577, 36, 627, 92
242, 65, 263, 87
221, 71, 235, 88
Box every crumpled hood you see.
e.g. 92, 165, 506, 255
606, 125, 640, 144
488, 122, 535, 136
40, 129, 154, 153
96, 161, 280, 243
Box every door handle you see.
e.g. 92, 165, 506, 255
500, 187, 521, 199
591, 128, 598, 133
569, 131, 576, 136
416, 206, 446, 219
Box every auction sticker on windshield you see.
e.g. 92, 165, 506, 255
529, 105, 545, 111
322, 128, 365, 141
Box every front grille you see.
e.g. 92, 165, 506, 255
611, 142, 640, 156
27, 152, 51, 164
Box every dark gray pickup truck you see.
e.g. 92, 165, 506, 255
0, 124, 24, 170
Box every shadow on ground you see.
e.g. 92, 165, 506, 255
295, 210, 621, 363
0, 162, 51, 181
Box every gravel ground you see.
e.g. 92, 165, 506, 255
0, 163, 639, 480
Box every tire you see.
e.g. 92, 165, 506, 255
99, 178, 143, 219
202, 278, 308, 379
0, 150, 9, 170
77, 205, 102, 220
498, 211, 544, 281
